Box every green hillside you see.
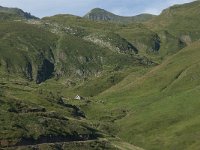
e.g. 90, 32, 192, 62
0, 21, 57, 83
42, 14, 162, 60
0, 19, 148, 84
146, 0, 200, 56
148, 0, 200, 31
1, 1, 200, 149
0, 10, 150, 149
86, 40, 200, 150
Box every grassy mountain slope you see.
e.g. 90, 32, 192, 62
0, 18, 150, 149
45, 13, 186, 60
42, 14, 162, 59
0, 18, 151, 84
148, 0, 200, 31
84, 8, 155, 24
0, 62, 143, 149
1, 1, 200, 149
0, 75, 118, 148
84, 41, 200, 150
81, 2, 200, 149
0, 21, 57, 83
146, 0, 200, 56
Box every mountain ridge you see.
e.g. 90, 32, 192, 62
83, 8, 156, 23
0, 5, 38, 20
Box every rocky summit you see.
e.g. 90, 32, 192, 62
84, 8, 155, 23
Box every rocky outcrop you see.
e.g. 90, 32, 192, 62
36, 59, 54, 84
83, 32, 138, 54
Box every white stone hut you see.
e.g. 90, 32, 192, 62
74, 95, 82, 100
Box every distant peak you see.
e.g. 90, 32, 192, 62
0, 5, 38, 20
84, 8, 155, 23
90, 8, 107, 12
91, 8, 105, 11
86, 8, 111, 15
